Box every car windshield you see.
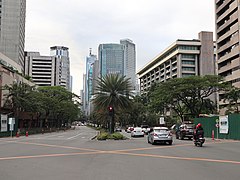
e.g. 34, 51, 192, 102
154, 129, 168, 133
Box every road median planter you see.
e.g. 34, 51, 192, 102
96, 132, 127, 140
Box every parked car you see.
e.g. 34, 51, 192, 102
131, 127, 144, 137
115, 127, 122, 132
148, 127, 173, 145
176, 122, 195, 140
141, 125, 150, 134
126, 127, 134, 133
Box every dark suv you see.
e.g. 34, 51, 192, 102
176, 122, 194, 140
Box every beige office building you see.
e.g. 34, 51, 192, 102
215, 0, 240, 114
0, 0, 26, 72
137, 31, 215, 94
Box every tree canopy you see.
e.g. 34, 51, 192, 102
149, 75, 227, 120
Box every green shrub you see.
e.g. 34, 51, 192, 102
97, 132, 108, 140
96, 132, 126, 140
111, 132, 125, 140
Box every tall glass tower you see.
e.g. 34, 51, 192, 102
0, 0, 26, 72
98, 44, 124, 77
120, 39, 136, 89
84, 49, 97, 116
98, 39, 136, 89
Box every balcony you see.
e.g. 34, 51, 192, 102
216, 0, 237, 24
218, 46, 239, 63
218, 63, 232, 74
217, 11, 238, 35
217, 22, 238, 44
216, 0, 232, 14
217, 35, 238, 54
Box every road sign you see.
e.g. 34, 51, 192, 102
10, 123, 14, 131
159, 117, 165, 125
8, 118, 15, 125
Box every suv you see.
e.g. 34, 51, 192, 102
176, 122, 194, 140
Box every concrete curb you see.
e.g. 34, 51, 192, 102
91, 131, 100, 140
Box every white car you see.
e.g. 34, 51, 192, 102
131, 127, 144, 137
126, 127, 134, 133
141, 125, 150, 134
148, 127, 173, 145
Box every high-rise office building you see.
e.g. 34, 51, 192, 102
120, 39, 136, 89
98, 43, 124, 76
98, 39, 136, 89
0, 0, 26, 72
83, 50, 97, 116
215, 0, 240, 114
50, 46, 71, 91
137, 31, 215, 94
24, 52, 58, 87
25, 46, 71, 90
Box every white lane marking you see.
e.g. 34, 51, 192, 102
67, 132, 83, 140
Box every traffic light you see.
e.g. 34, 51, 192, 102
108, 106, 114, 116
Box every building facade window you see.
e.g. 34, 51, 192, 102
182, 67, 195, 71
182, 60, 195, 65
179, 46, 198, 50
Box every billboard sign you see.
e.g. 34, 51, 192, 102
219, 115, 229, 134
1, 115, 8, 132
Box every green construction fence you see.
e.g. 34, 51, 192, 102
194, 114, 240, 140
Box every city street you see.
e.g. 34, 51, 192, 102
0, 126, 240, 180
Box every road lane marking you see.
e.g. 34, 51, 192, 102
105, 140, 239, 153
109, 151, 240, 165
67, 132, 83, 140
113, 143, 193, 152
2, 140, 101, 152
0, 151, 106, 161
1, 138, 239, 164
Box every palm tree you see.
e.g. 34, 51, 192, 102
92, 74, 133, 133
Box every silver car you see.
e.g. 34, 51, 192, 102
148, 127, 173, 145
131, 127, 144, 137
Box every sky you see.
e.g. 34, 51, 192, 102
25, 0, 215, 95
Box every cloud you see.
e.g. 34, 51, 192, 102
25, 0, 215, 95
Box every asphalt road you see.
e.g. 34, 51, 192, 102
0, 126, 240, 180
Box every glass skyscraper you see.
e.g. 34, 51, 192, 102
98, 39, 136, 89
98, 44, 124, 77
83, 50, 97, 116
